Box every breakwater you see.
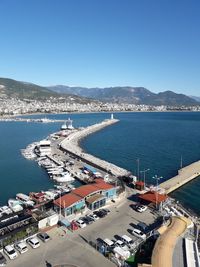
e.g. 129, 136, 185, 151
60, 119, 131, 177
160, 160, 200, 194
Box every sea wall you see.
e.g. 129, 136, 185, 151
60, 119, 130, 177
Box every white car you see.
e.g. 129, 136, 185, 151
114, 240, 129, 251
88, 213, 99, 221
137, 205, 147, 212
131, 228, 146, 240
4, 245, 18, 260
27, 237, 40, 248
121, 235, 134, 248
15, 242, 28, 254
76, 219, 87, 228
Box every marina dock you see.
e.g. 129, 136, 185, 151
60, 119, 131, 177
160, 160, 200, 194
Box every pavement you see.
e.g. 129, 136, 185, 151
6, 188, 157, 267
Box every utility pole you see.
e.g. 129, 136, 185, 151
137, 158, 140, 180
180, 155, 183, 170
140, 168, 150, 189
152, 175, 163, 210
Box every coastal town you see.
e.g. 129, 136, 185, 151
0, 115, 199, 267
1, 97, 200, 117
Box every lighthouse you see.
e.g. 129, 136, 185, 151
111, 113, 114, 120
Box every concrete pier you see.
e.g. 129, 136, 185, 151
60, 119, 131, 177
160, 160, 200, 194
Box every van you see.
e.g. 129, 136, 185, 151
121, 235, 134, 248
103, 238, 114, 248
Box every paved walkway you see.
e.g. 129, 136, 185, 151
152, 216, 191, 267
160, 160, 200, 193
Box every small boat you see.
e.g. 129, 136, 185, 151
16, 193, 35, 207
61, 122, 67, 130
0, 205, 13, 215
8, 199, 23, 213
54, 172, 75, 183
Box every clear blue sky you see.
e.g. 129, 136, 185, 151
0, 0, 200, 95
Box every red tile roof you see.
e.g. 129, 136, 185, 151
73, 184, 101, 198
135, 181, 144, 186
94, 179, 114, 190
139, 191, 168, 204
54, 193, 82, 208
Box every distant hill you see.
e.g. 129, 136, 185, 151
48, 85, 198, 106
0, 78, 60, 99
189, 95, 200, 102
0, 78, 96, 103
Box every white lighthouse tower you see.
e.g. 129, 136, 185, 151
111, 113, 114, 120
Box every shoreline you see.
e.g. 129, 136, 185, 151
1, 109, 200, 120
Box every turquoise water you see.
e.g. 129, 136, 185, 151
0, 112, 200, 215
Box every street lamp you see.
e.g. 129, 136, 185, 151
140, 168, 150, 189
152, 175, 163, 210
136, 158, 140, 180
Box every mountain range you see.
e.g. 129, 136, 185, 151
48, 85, 198, 106
0, 77, 199, 106
0, 78, 95, 104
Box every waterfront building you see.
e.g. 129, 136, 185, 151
54, 180, 117, 215
138, 191, 168, 209
94, 178, 117, 200
54, 193, 85, 217
35, 140, 51, 157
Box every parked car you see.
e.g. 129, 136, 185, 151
137, 222, 149, 233
137, 205, 147, 213
96, 238, 115, 252
100, 208, 110, 214
15, 241, 28, 254
88, 213, 99, 221
93, 210, 106, 218
37, 232, 51, 242
0, 252, 7, 266
121, 235, 134, 248
80, 216, 93, 225
114, 240, 129, 251
4, 245, 18, 260
130, 204, 140, 211
76, 219, 87, 228
103, 238, 115, 251
131, 228, 146, 240
27, 237, 40, 248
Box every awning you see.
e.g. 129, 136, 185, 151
86, 194, 106, 204
59, 218, 70, 227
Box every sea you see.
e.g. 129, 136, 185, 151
0, 112, 200, 215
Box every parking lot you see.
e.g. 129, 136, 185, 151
5, 188, 157, 267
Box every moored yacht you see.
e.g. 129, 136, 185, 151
8, 199, 23, 213
16, 193, 35, 207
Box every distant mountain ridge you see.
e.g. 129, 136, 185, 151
0, 77, 198, 106
0, 78, 96, 103
190, 96, 200, 102
48, 85, 198, 106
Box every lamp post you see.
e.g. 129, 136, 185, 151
140, 168, 150, 189
152, 175, 163, 210
136, 158, 140, 180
